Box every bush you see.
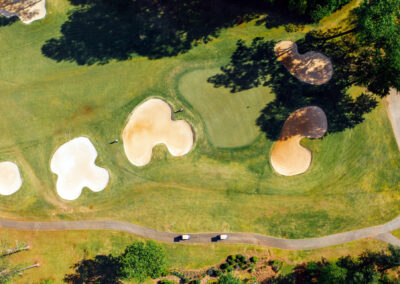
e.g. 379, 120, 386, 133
158, 280, 177, 284
226, 266, 234, 272
207, 268, 218, 277
249, 256, 258, 263
235, 254, 246, 264
220, 263, 228, 270
217, 274, 242, 284
216, 270, 223, 277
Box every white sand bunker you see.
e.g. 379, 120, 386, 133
274, 41, 333, 85
270, 106, 328, 176
123, 98, 194, 167
0, 162, 22, 195
51, 137, 109, 200
0, 0, 46, 24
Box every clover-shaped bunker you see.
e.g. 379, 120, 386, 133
123, 98, 194, 167
270, 106, 328, 176
51, 137, 109, 200
0, 0, 46, 24
0, 162, 22, 196
274, 41, 333, 85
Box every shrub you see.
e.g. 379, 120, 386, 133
220, 263, 228, 270
217, 273, 242, 284
235, 254, 246, 264
216, 270, 223, 277
158, 280, 177, 284
226, 266, 234, 272
249, 256, 258, 263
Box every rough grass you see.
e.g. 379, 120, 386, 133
2, 229, 388, 283
0, 0, 398, 244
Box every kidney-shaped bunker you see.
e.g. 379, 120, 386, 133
123, 98, 194, 167
51, 137, 109, 200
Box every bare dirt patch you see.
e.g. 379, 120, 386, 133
270, 106, 328, 176
274, 41, 333, 85
0, 0, 46, 24
123, 98, 194, 167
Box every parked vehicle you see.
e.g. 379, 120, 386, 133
219, 234, 228, 240
181, 234, 191, 240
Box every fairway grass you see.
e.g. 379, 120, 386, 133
0, 0, 399, 245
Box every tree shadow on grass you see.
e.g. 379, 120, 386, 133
64, 254, 122, 284
0, 15, 18, 27
207, 30, 378, 140
41, 0, 266, 65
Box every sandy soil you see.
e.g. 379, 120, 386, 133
0, 161, 22, 195
386, 88, 400, 151
0, 0, 46, 24
50, 137, 109, 201
274, 41, 333, 85
270, 106, 328, 176
123, 98, 194, 167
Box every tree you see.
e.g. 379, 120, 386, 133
353, 0, 400, 97
119, 241, 169, 283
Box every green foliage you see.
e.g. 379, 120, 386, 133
119, 241, 169, 283
217, 274, 243, 284
266, 0, 352, 21
158, 280, 178, 284
271, 246, 400, 283
249, 256, 258, 263
354, 0, 400, 97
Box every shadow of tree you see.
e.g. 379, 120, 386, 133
208, 30, 378, 140
41, 0, 265, 65
0, 15, 17, 26
64, 254, 122, 284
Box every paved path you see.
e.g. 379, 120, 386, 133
387, 88, 400, 150
1, 216, 400, 249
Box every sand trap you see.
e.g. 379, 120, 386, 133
270, 106, 327, 176
274, 41, 333, 85
0, 0, 46, 24
51, 137, 109, 201
386, 89, 400, 151
123, 98, 194, 167
0, 162, 22, 195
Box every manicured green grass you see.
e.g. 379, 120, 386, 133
178, 68, 274, 147
0, 0, 398, 245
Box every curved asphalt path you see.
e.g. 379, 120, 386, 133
1, 216, 400, 249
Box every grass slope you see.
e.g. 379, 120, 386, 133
0, 0, 398, 241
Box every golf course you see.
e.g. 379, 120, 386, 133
0, 0, 400, 281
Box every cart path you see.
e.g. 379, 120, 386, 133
1, 215, 400, 249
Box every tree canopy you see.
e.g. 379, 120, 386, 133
119, 241, 169, 283
353, 0, 400, 96
265, 0, 352, 21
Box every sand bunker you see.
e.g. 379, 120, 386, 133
274, 41, 333, 85
0, 162, 22, 195
0, 0, 46, 24
123, 98, 194, 167
270, 106, 327, 176
51, 137, 109, 200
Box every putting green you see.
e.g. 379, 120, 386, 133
178, 68, 274, 148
